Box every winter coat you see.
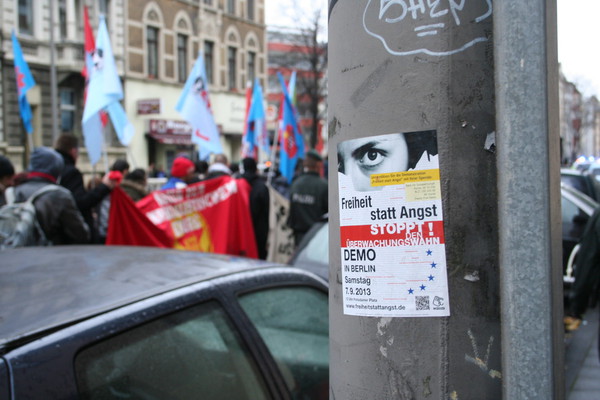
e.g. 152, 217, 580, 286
288, 171, 328, 243
56, 150, 110, 243
242, 172, 270, 260
13, 178, 90, 245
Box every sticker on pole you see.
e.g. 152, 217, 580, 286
337, 130, 449, 317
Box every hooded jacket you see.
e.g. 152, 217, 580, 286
13, 148, 90, 245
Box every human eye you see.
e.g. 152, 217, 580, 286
353, 144, 388, 170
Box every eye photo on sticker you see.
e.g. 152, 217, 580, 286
337, 130, 438, 192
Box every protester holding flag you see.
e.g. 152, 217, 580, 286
287, 149, 328, 247
176, 52, 223, 158
55, 134, 117, 243
11, 31, 36, 136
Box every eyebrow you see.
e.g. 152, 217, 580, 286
351, 141, 379, 159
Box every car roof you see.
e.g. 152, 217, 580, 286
562, 183, 599, 211
0, 246, 279, 350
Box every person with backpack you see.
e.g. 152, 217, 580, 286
10, 147, 90, 245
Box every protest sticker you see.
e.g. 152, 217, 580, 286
337, 130, 449, 317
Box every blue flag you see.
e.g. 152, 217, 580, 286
11, 31, 36, 134
176, 52, 223, 156
244, 78, 269, 157
82, 16, 134, 165
277, 72, 305, 183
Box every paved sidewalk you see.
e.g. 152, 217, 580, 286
565, 308, 600, 400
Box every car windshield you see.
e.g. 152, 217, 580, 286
563, 185, 598, 211
296, 223, 329, 265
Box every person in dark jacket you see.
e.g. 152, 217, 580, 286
13, 147, 90, 245
242, 158, 270, 260
567, 207, 600, 356
288, 150, 328, 246
0, 155, 15, 207
54, 134, 116, 243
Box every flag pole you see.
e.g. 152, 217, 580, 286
102, 126, 109, 174
49, 0, 59, 143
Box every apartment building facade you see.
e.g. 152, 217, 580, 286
1, 0, 266, 174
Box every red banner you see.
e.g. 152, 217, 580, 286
107, 176, 258, 258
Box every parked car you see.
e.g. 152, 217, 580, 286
289, 215, 329, 282
561, 168, 600, 202
290, 186, 598, 287
562, 183, 599, 279
0, 246, 329, 399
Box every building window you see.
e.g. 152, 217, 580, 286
203, 0, 213, 5
18, 0, 34, 36
227, 0, 235, 15
247, 51, 256, 84
228, 47, 237, 90
147, 26, 159, 78
59, 0, 67, 39
204, 41, 214, 84
247, 0, 254, 21
60, 89, 76, 132
177, 34, 188, 83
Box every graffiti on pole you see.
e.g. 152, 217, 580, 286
363, 0, 492, 56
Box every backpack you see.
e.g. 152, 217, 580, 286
0, 185, 60, 249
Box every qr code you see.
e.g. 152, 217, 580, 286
415, 296, 430, 310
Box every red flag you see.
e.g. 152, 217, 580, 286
106, 187, 174, 248
115, 176, 258, 258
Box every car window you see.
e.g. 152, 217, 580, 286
239, 286, 329, 400
562, 195, 590, 234
75, 301, 270, 400
296, 223, 329, 265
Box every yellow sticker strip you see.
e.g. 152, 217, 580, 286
370, 169, 440, 187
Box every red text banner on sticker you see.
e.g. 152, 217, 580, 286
340, 220, 445, 247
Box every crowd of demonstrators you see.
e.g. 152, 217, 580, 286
287, 150, 329, 247
0, 146, 330, 258
54, 134, 117, 243
0, 155, 15, 207
12, 147, 90, 245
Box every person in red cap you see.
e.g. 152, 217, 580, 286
161, 156, 196, 190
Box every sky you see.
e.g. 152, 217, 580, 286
557, 0, 600, 98
266, 0, 599, 98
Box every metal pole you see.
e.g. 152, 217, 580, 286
49, 0, 59, 143
329, 1, 503, 398
495, 1, 562, 398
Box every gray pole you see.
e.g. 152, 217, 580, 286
495, 1, 562, 399
328, 1, 559, 398
49, 0, 59, 143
